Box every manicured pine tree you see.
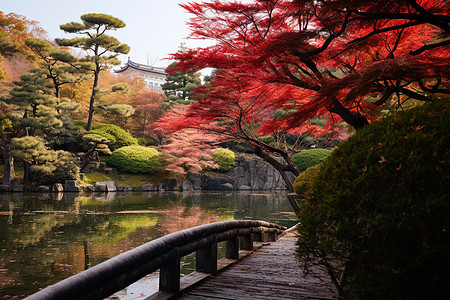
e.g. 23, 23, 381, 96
24, 37, 91, 98
1, 70, 81, 183
56, 13, 130, 131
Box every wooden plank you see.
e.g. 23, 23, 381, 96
217, 258, 236, 271
177, 232, 338, 300
180, 272, 210, 290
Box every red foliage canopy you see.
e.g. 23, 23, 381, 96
155, 0, 449, 198
163, 0, 448, 136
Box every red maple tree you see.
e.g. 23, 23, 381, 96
156, 0, 449, 211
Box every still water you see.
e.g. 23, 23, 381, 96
0, 191, 297, 299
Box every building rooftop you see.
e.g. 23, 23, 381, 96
114, 58, 167, 76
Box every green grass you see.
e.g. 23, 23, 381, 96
80, 172, 169, 187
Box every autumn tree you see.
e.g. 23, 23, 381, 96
157, 0, 449, 212
157, 106, 222, 175
56, 13, 130, 131
0, 11, 43, 80
132, 89, 164, 136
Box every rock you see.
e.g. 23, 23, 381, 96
238, 184, 251, 190
95, 180, 117, 192
87, 185, 95, 192
78, 186, 90, 193
166, 179, 178, 191
222, 183, 234, 190
181, 180, 194, 191
200, 174, 235, 190
186, 174, 202, 190
10, 178, 22, 192
142, 184, 159, 192
64, 180, 80, 192
36, 186, 50, 192
52, 183, 64, 193
227, 158, 291, 190
117, 186, 132, 192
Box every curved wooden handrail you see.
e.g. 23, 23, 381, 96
24, 220, 286, 300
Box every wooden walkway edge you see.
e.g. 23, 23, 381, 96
166, 228, 338, 300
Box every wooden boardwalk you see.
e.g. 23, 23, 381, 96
175, 230, 338, 300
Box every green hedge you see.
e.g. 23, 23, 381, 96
296, 99, 450, 299
107, 145, 162, 174
293, 164, 321, 197
292, 148, 331, 172
91, 123, 138, 151
211, 148, 235, 172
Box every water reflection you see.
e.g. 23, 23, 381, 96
0, 191, 297, 299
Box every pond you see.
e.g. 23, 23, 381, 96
0, 191, 297, 299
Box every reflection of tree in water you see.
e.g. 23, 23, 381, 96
159, 205, 220, 234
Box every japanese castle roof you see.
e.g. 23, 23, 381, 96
114, 58, 167, 76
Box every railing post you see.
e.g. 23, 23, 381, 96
240, 233, 253, 250
159, 249, 180, 293
226, 235, 239, 259
253, 228, 265, 242
196, 242, 217, 274
268, 231, 277, 242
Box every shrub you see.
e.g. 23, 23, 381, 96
107, 145, 162, 174
38, 151, 80, 185
296, 100, 450, 299
92, 123, 138, 150
293, 164, 321, 197
211, 148, 235, 172
292, 148, 331, 172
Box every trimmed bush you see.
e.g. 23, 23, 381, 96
92, 123, 138, 150
297, 100, 450, 299
38, 151, 80, 185
211, 148, 235, 172
293, 164, 321, 197
107, 145, 162, 174
292, 148, 331, 172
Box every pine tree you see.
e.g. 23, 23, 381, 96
162, 61, 201, 107
56, 13, 130, 131
24, 38, 90, 98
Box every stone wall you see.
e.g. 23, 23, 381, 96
182, 156, 294, 191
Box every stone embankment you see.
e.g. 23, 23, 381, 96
0, 157, 294, 192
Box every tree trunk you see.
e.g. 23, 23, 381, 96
22, 161, 32, 185
254, 147, 301, 214
86, 65, 100, 131
80, 147, 96, 172
1, 143, 15, 184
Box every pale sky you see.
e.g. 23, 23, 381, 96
2, 0, 212, 68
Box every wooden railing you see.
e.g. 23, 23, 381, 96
24, 220, 286, 300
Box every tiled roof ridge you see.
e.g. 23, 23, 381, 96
114, 57, 167, 75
